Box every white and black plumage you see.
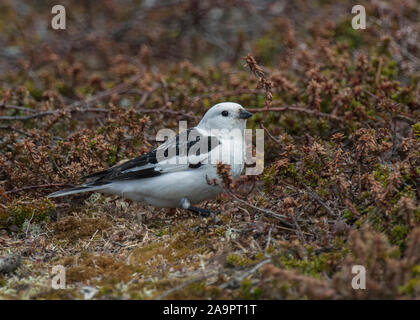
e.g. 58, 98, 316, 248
48, 102, 252, 215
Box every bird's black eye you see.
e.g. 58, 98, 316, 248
221, 111, 229, 117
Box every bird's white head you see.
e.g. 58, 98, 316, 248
197, 102, 252, 132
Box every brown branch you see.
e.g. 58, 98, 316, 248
219, 258, 271, 289
0, 104, 38, 113
191, 88, 266, 101
0, 81, 199, 123
363, 90, 418, 125
5, 183, 72, 195
0, 111, 56, 121
260, 121, 282, 145
243, 54, 273, 109
226, 190, 294, 228
155, 272, 218, 300
0, 125, 32, 136
0, 74, 142, 122
247, 104, 343, 121
136, 108, 199, 119
69, 73, 142, 109
284, 183, 336, 217
156, 258, 273, 298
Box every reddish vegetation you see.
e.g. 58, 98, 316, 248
0, 1, 419, 299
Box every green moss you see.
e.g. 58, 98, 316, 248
399, 265, 420, 296
128, 226, 212, 277
279, 163, 298, 179
53, 216, 111, 242
281, 115, 301, 135
381, 59, 398, 79
320, 97, 332, 113
343, 209, 354, 223
303, 169, 319, 188
77, 85, 95, 96
399, 278, 420, 296
373, 164, 390, 187
278, 248, 347, 278
360, 191, 371, 201
226, 253, 248, 267
154, 228, 169, 237
333, 19, 364, 50
411, 265, 420, 277
0, 198, 54, 229
392, 186, 416, 205
413, 123, 420, 139
359, 206, 388, 233
107, 145, 118, 165
376, 36, 392, 56
56, 82, 70, 96
254, 35, 282, 66
25, 81, 43, 101
187, 282, 208, 296
261, 164, 281, 191
390, 225, 409, 247
239, 279, 262, 299
63, 253, 134, 285
89, 139, 98, 149
393, 86, 415, 105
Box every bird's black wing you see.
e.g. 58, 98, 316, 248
83, 128, 220, 185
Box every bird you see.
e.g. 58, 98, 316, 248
48, 102, 253, 216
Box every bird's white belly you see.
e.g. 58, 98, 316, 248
105, 166, 222, 208
103, 136, 245, 208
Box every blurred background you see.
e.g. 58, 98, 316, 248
1, 0, 419, 70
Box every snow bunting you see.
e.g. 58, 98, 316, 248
48, 102, 253, 214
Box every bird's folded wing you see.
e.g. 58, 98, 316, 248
83, 128, 220, 185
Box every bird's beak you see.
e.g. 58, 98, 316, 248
239, 109, 253, 119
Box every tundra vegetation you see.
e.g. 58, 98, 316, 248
0, 1, 419, 299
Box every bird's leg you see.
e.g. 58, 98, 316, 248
188, 206, 213, 217
179, 198, 220, 221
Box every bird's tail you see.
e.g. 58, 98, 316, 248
47, 185, 105, 198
